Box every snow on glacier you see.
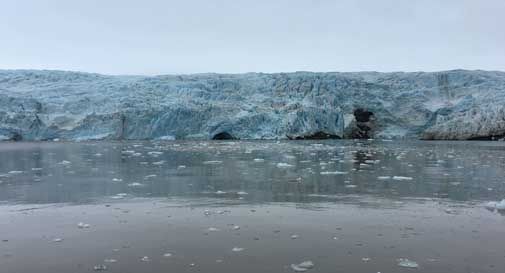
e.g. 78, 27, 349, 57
0, 69, 504, 141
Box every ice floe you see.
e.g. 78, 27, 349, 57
397, 258, 419, 268
290, 260, 314, 272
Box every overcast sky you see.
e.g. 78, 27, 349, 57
1, 0, 504, 75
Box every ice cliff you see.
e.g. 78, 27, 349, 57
0, 69, 504, 141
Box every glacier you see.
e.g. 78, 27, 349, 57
0, 69, 504, 141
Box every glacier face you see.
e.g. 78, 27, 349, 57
0, 69, 504, 141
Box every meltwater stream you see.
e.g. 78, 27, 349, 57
0, 140, 504, 273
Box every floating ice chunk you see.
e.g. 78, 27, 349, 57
444, 209, 456, 214
276, 163, 293, 168
177, 165, 186, 169
320, 171, 348, 175
93, 265, 107, 271
397, 258, 419, 268
290, 234, 299, 239
233, 225, 240, 230
148, 151, 163, 156
77, 222, 91, 229
144, 174, 157, 179
237, 191, 248, 195
31, 168, 43, 171
290, 260, 314, 272
152, 161, 165, 165
8, 170, 24, 174
111, 193, 128, 199
253, 158, 265, 162
362, 257, 371, 262
496, 200, 505, 211
127, 182, 144, 187
345, 185, 357, 188
215, 190, 226, 194
485, 201, 497, 211
377, 176, 391, 180
141, 256, 150, 262
163, 253, 172, 257
111, 178, 123, 182
203, 160, 223, 165
104, 259, 117, 263
52, 238, 63, 243
207, 227, 220, 232
58, 160, 71, 165
392, 176, 413, 181
231, 247, 244, 252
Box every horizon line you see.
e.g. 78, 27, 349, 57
1, 68, 504, 78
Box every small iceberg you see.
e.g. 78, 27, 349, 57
277, 163, 294, 168
203, 160, 223, 165
207, 227, 220, 232
93, 265, 107, 271
127, 182, 144, 187
77, 222, 91, 229
58, 160, 71, 165
290, 260, 314, 272
320, 171, 348, 175
111, 193, 128, 199
397, 258, 419, 268
140, 256, 150, 262
392, 176, 413, 181
485, 199, 505, 211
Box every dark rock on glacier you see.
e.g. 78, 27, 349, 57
0, 69, 504, 141
344, 108, 376, 139
353, 108, 374, 123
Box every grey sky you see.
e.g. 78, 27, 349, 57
1, 0, 504, 75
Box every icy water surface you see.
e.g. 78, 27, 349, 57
1, 140, 505, 273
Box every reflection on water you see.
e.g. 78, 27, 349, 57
1, 140, 504, 204
1, 141, 505, 273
